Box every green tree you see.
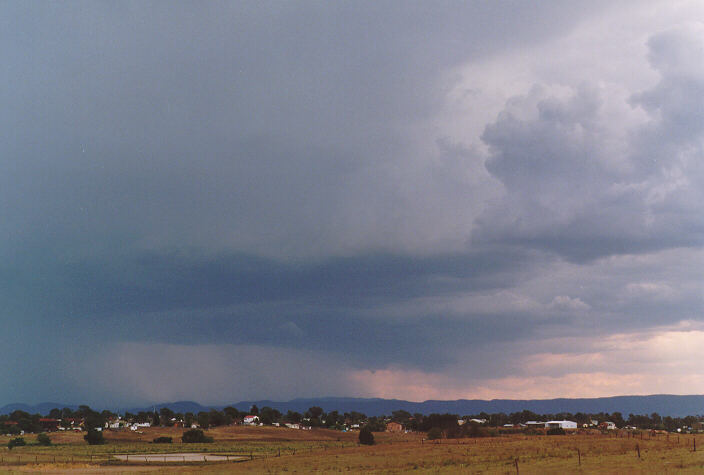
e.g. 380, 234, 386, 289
36, 433, 52, 446
84, 429, 105, 445
308, 406, 323, 420
153, 436, 172, 443
152, 411, 161, 427
223, 407, 241, 420
358, 426, 375, 445
285, 411, 302, 423
427, 427, 443, 440
182, 428, 213, 443
160, 407, 175, 426
197, 412, 210, 429
184, 412, 195, 427
208, 409, 228, 427
8, 437, 26, 450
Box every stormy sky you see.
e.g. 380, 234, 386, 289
4, 1, 704, 406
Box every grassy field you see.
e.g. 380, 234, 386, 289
2, 427, 704, 473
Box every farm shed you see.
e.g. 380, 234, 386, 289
546, 420, 577, 429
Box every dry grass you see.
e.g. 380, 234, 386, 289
3, 428, 704, 473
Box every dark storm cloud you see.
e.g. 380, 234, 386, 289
1, 247, 541, 371
4, 0, 704, 405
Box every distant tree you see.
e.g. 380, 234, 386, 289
259, 407, 281, 425
250, 405, 259, 415
224, 407, 240, 420
547, 427, 565, 436
61, 407, 74, 420
36, 433, 52, 446
8, 437, 26, 450
152, 411, 161, 427
358, 426, 374, 445
285, 411, 302, 423
308, 406, 323, 420
48, 408, 62, 419
463, 422, 489, 438
611, 412, 626, 428
326, 410, 340, 427
391, 410, 412, 423
182, 429, 213, 443
136, 412, 151, 423
84, 429, 106, 445
184, 412, 195, 427
419, 414, 459, 433
160, 407, 175, 426
427, 427, 443, 440
84, 412, 105, 431
208, 409, 228, 427
365, 417, 387, 432
197, 412, 210, 429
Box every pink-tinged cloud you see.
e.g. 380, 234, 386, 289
348, 327, 704, 401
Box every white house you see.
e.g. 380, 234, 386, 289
546, 420, 577, 429
243, 415, 260, 425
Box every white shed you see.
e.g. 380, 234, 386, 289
546, 420, 577, 429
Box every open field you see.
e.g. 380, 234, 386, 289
3, 427, 704, 473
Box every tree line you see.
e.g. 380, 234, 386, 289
2, 405, 702, 435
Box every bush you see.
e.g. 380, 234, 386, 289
36, 433, 52, 446
358, 426, 375, 445
182, 428, 213, 443
464, 423, 490, 438
547, 427, 566, 435
8, 437, 26, 450
427, 427, 443, 440
84, 429, 106, 445
152, 436, 172, 443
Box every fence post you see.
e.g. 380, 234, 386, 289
636, 444, 640, 459
514, 458, 519, 474
577, 448, 581, 466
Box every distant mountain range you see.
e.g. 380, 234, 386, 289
3, 395, 704, 417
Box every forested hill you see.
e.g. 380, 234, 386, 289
3, 395, 704, 417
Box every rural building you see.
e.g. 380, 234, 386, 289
386, 422, 403, 432
243, 415, 260, 425
39, 418, 60, 431
546, 420, 577, 429
600, 421, 616, 430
